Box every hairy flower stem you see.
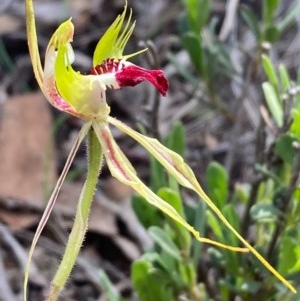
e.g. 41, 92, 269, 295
47, 128, 102, 301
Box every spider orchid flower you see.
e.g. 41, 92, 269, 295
25, 0, 295, 299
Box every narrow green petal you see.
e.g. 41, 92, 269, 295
92, 122, 248, 252
108, 117, 296, 293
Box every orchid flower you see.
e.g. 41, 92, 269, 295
24, 0, 295, 299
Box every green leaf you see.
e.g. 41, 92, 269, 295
206, 210, 224, 241
296, 69, 300, 107
150, 122, 185, 191
165, 122, 185, 157
264, 25, 280, 43
182, 0, 210, 33
159, 250, 177, 273
240, 5, 261, 39
250, 203, 281, 223
233, 183, 251, 203
262, 54, 278, 89
150, 154, 167, 192
158, 187, 184, 216
178, 261, 196, 287
131, 260, 173, 301
278, 235, 299, 275
240, 281, 262, 294
278, 0, 300, 32
207, 247, 225, 266
158, 187, 191, 249
205, 32, 235, 78
149, 226, 182, 260
262, 82, 283, 127
263, 0, 280, 25
197, 0, 210, 32
99, 270, 120, 301
292, 188, 300, 218
291, 108, 300, 139
279, 64, 291, 91
191, 201, 206, 267
275, 134, 296, 165
132, 195, 160, 228
222, 205, 241, 273
205, 162, 228, 209
223, 204, 240, 246
219, 280, 230, 301
181, 32, 204, 75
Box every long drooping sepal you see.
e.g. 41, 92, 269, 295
23, 122, 92, 301
108, 117, 296, 293
93, 122, 248, 252
93, 2, 146, 66
25, 0, 44, 89
46, 127, 103, 301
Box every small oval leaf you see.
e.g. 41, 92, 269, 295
149, 226, 182, 260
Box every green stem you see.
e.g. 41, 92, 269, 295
46, 127, 102, 301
